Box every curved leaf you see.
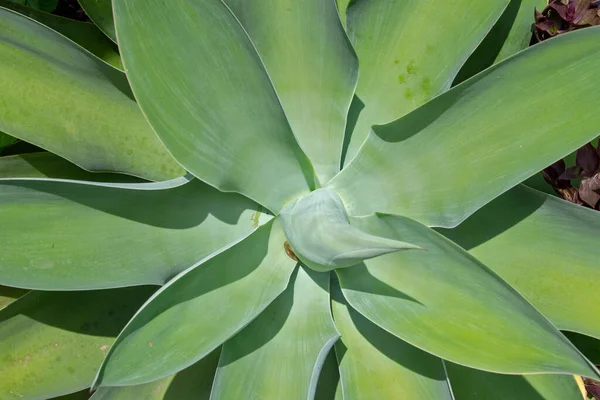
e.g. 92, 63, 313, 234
77, 0, 115, 42
314, 346, 342, 400
337, 214, 598, 378
113, 0, 315, 212
94, 219, 297, 387
0, 7, 183, 181
0, 287, 155, 399
91, 348, 219, 400
440, 185, 600, 339
0, 178, 268, 289
280, 188, 419, 272
0, 1, 122, 68
226, 0, 357, 183
211, 266, 338, 400
331, 284, 453, 400
331, 27, 600, 227
0, 152, 142, 181
342, 0, 509, 165
446, 362, 584, 400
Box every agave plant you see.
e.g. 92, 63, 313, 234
2, 0, 600, 399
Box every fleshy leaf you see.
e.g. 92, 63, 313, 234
0, 177, 268, 290
331, 283, 453, 399
446, 362, 585, 400
0, 1, 122, 68
0, 7, 183, 181
330, 26, 600, 227
440, 185, 600, 339
211, 266, 339, 400
0, 287, 155, 399
225, 0, 358, 183
77, 0, 115, 42
337, 214, 598, 378
342, 0, 510, 165
280, 188, 420, 272
94, 219, 296, 387
314, 346, 343, 400
113, 0, 315, 212
91, 348, 219, 400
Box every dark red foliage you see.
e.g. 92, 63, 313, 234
534, 0, 600, 42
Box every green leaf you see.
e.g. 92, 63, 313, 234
0, 287, 155, 399
440, 185, 600, 339
77, 0, 115, 42
0, 152, 142, 181
446, 362, 585, 400
0, 7, 183, 181
0, 178, 268, 290
454, 0, 545, 85
0, 285, 27, 310
280, 188, 420, 272
211, 266, 339, 400
225, 0, 357, 183
113, 0, 315, 212
314, 346, 343, 400
0, 1, 122, 68
91, 348, 219, 400
342, 0, 510, 165
94, 219, 297, 387
331, 284, 453, 400
337, 214, 598, 378
330, 27, 600, 227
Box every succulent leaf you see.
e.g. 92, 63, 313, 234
0, 177, 267, 289
0, 287, 156, 399
330, 26, 600, 227
0, 1, 122, 68
337, 214, 599, 378
225, 0, 358, 184
113, 0, 316, 212
0, 7, 183, 181
441, 185, 600, 339
91, 348, 219, 400
211, 266, 338, 400
280, 188, 421, 272
342, 0, 510, 165
331, 284, 454, 399
94, 219, 296, 388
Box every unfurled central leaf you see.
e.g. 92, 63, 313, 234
279, 188, 420, 272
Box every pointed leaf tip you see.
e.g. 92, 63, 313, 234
280, 189, 421, 272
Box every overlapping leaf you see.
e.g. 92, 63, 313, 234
0, 287, 155, 399
342, 0, 509, 164
78, 0, 115, 42
0, 8, 183, 180
94, 219, 296, 387
330, 27, 600, 227
441, 185, 600, 339
212, 267, 338, 399
0, 1, 122, 68
337, 214, 598, 377
0, 177, 268, 289
332, 285, 453, 399
113, 0, 315, 212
